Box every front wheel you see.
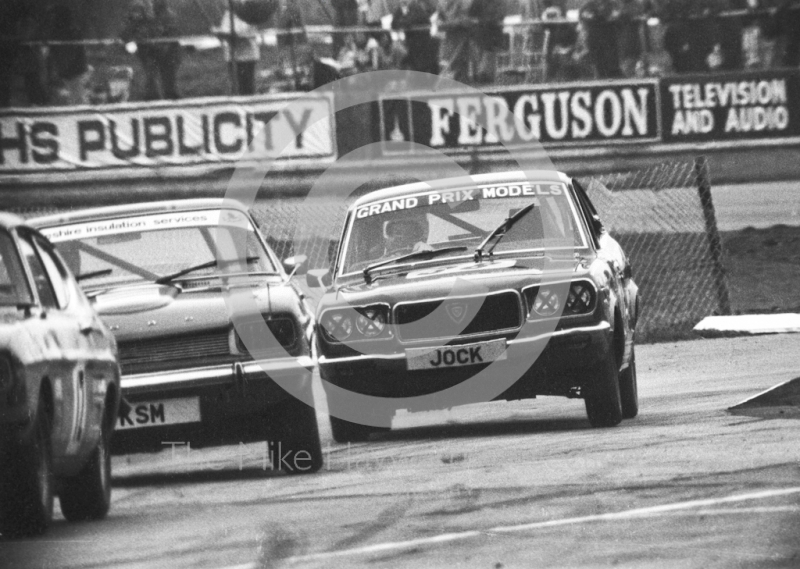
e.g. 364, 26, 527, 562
268, 397, 323, 475
619, 347, 639, 419
59, 421, 112, 522
0, 397, 54, 537
584, 352, 623, 428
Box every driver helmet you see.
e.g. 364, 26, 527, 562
383, 213, 429, 254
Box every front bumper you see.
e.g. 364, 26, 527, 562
111, 356, 314, 452
318, 322, 612, 403
122, 356, 315, 396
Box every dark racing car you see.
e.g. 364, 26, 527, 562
30, 200, 322, 474
310, 171, 640, 442
0, 214, 120, 537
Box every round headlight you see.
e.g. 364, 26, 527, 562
322, 312, 353, 342
566, 283, 593, 314
356, 308, 386, 338
533, 288, 561, 317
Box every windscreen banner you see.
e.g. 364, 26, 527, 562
378, 80, 661, 154
660, 70, 800, 142
0, 93, 337, 174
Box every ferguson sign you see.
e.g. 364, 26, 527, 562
380, 81, 660, 151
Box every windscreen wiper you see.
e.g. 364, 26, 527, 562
473, 203, 536, 262
155, 256, 262, 285
363, 246, 468, 284
76, 268, 112, 282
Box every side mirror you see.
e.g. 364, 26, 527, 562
590, 214, 605, 234
282, 255, 308, 277
306, 269, 332, 288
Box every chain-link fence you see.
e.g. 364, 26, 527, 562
581, 157, 730, 342
249, 157, 731, 343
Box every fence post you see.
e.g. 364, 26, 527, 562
694, 156, 732, 316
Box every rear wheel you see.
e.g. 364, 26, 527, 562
584, 351, 623, 428
0, 397, 54, 537
619, 347, 639, 419
269, 397, 323, 474
59, 419, 112, 522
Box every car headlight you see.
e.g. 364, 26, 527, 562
234, 315, 298, 353
321, 305, 389, 343
565, 282, 595, 315
321, 311, 354, 342
356, 307, 387, 338
524, 281, 596, 319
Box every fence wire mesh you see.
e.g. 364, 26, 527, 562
9, 157, 729, 343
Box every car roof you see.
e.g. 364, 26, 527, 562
27, 198, 250, 229
351, 170, 573, 209
0, 212, 26, 230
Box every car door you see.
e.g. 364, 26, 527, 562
37, 235, 119, 457
16, 229, 90, 462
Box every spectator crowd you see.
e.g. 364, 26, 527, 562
1, 0, 799, 107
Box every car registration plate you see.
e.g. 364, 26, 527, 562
117, 397, 201, 430
406, 339, 507, 371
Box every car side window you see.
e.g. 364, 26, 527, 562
0, 229, 34, 305
34, 236, 71, 309
571, 179, 603, 245
17, 232, 59, 309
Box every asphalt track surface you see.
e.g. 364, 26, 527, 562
2, 334, 799, 569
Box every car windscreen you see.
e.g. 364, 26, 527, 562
340, 182, 587, 275
0, 230, 33, 305
39, 209, 277, 289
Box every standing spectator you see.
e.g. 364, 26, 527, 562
121, 0, 182, 100
0, 0, 47, 107
214, 9, 262, 95
661, 0, 715, 73
437, 0, 474, 82
617, 0, 645, 77
392, 0, 439, 75
277, 0, 307, 89
579, 0, 621, 79
332, 0, 360, 58
468, 0, 507, 83
541, 1, 581, 82
46, 2, 90, 105
777, 0, 800, 66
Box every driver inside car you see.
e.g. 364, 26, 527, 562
383, 217, 434, 257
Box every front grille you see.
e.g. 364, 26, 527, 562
118, 329, 231, 369
394, 291, 521, 342
234, 317, 298, 353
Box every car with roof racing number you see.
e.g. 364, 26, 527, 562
0, 213, 120, 537
309, 171, 640, 442
30, 200, 322, 474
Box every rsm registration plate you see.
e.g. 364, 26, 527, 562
406, 339, 507, 371
117, 397, 201, 430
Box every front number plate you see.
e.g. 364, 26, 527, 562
117, 397, 201, 430
406, 339, 507, 371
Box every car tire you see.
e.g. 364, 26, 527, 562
269, 397, 323, 475
59, 421, 112, 522
0, 396, 54, 537
584, 350, 623, 428
619, 347, 639, 420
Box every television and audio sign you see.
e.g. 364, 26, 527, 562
379, 80, 661, 153
0, 93, 336, 174
661, 70, 800, 142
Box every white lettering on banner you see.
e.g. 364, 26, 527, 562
427, 86, 653, 147
0, 95, 336, 172
353, 185, 564, 218
668, 78, 791, 136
